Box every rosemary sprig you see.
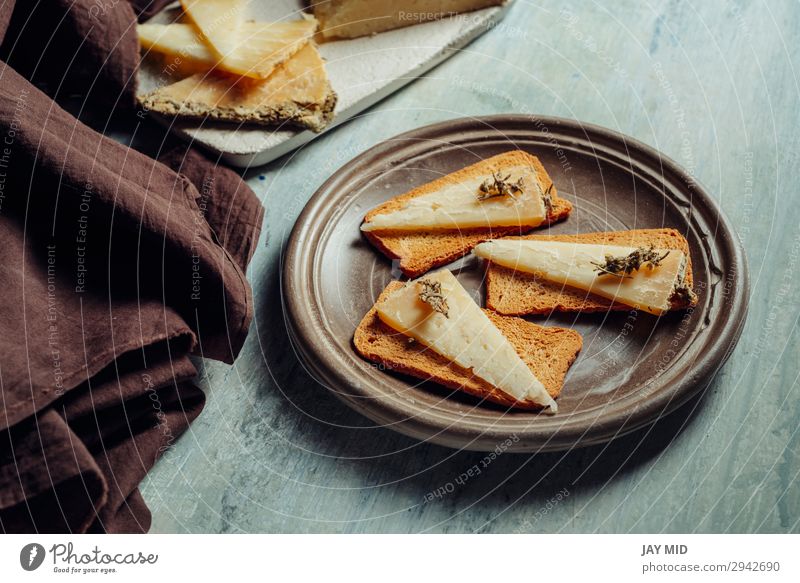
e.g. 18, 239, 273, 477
670, 282, 698, 306
591, 246, 670, 278
542, 182, 554, 216
418, 279, 449, 318
476, 172, 524, 200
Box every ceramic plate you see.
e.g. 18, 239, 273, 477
282, 115, 748, 452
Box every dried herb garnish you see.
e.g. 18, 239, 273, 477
476, 172, 524, 200
418, 279, 449, 318
670, 282, 698, 306
542, 182, 554, 216
591, 246, 670, 278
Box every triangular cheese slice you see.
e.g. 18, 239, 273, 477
139, 43, 336, 132
180, 0, 248, 60
361, 165, 547, 232
137, 20, 317, 79
375, 269, 556, 412
474, 240, 689, 315
139, 23, 214, 67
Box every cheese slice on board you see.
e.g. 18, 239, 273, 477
139, 43, 337, 132
361, 165, 547, 232
474, 240, 689, 315
139, 23, 214, 66
313, 0, 505, 39
180, 0, 248, 60
375, 269, 557, 412
137, 20, 317, 79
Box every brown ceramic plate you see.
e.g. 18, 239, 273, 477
282, 115, 748, 452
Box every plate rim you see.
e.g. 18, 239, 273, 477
282, 114, 750, 452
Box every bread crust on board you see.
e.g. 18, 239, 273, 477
353, 282, 583, 410
362, 151, 572, 278
484, 228, 697, 315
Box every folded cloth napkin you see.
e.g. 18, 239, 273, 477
0, 0, 264, 532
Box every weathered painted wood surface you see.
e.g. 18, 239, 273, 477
141, 0, 800, 533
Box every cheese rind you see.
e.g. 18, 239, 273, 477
474, 240, 687, 315
375, 269, 556, 411
137, 20, 317, 79
361, 165, 546, 232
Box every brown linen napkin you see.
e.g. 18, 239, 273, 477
1, 0, 140, 114
0, 1, 264, 532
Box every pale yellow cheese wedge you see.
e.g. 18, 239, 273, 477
474, 240, 689, 315
137, 19, 317, 79
376, 269, 557, 412
360, 165, 547, 232
181, 0, 248, 60
139, 43, 337, 132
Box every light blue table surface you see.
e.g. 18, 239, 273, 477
142, 0, 800, 533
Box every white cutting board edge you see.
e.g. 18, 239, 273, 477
138, 1, 513, 169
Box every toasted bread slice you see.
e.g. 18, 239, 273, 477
139, 43, 337, 132
362, 151, 572, 278
485, 228, 697, 315
354, 282, 583, 410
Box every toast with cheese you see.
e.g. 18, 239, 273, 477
482, 228, 698, 315
354, 280, 582, 410
362, 151, 572, 278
